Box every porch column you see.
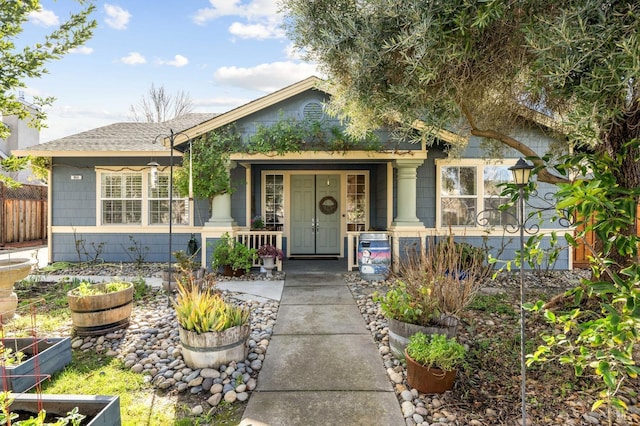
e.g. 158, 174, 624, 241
205, 161, 237, 227
392, 159, 424, 226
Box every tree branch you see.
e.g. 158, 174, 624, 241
460, 102, 570, 185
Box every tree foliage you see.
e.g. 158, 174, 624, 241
128, 83, 194, 123
282, 0, 640, 185
0, 0, 96, 139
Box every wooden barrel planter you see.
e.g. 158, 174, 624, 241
179, 323, 250, 369
388, 316, 458, 360
67, 282, 134, 336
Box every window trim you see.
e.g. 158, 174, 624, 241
435, 159, 518, 229
96, 167, 190, 227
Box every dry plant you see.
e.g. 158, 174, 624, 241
398, 235, 488, 322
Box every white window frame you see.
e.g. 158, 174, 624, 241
346, 172, 368, 232
435, 159, 517, 229
96, 167, 190, 227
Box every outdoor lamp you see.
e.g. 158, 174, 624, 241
147, 161, 159, 189
509, 158, 533, 186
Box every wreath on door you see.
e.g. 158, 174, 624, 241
318, 196, 338, 215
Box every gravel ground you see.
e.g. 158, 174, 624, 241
33, 263, 639, 425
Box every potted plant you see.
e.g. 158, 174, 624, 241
257, 243, 283, 277
67, 280, 134, 336
211, 233, 257, 276
251, 215, 265, 230
373, 235, 487, 358
404, 332, 466, 394
162, 250, 206, 292
173, 279, 250, 368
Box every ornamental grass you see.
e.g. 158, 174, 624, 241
173, 281, 249, 334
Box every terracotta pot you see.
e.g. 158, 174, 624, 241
404, 349, 457, 394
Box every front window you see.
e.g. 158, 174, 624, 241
148, 172, 189, 225
99, 169, 189, 226
482, 165, 517, 226
438, 161, 516, 228
440, 166, 477, 226
101, 173, 142, 224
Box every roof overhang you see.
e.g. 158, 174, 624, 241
11, 150, 177, 158
230, 149, 428, 163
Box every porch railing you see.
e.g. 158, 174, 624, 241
346, 232, 360, 272
234, 230, 283, 271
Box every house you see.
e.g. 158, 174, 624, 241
1, 95, 42, 184
15, 76, 574, 271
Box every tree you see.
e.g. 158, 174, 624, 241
128, 83, 193, 123
282, 0, 639, 259
282, 0, 640, 417
0, 0, 96, 139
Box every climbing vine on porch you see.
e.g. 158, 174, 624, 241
174, 114, 387, 200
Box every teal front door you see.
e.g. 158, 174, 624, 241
290, 174, 341, 255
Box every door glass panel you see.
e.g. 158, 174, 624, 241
347, 174, 366, 231
265, 174, 284, 231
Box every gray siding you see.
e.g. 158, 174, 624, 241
52, 163, 97, 226
51, 232, 200, 263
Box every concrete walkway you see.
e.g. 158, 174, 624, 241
240, 272, 404, 426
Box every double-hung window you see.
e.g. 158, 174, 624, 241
437, 160, 516, 228
101, 173, 142, 225
99, 169, 189, 226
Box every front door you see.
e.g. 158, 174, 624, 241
290, 174, 341, 255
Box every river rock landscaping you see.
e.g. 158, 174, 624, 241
9, 262, 640, 425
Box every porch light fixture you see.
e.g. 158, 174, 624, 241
154, 129, 190, 306
147, 161, 159, 189
508, 157, 533, 425
509, 158, 533, 187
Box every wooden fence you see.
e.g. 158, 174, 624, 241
0, 183, 47, 248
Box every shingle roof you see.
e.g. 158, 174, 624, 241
19, 113, 218, 154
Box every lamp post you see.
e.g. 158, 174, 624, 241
153, 129, 190, 306
508, 157, 533, 426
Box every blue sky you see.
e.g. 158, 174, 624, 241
20, 0, 321, 142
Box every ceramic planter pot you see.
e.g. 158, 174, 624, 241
404, 349, 457, 394
67, 282, 134, 336
5, 394, 120, 426
179, 323, 250, 369
0, 337, 72, 393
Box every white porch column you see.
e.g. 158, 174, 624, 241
392, 159, 424, 227
205, 161, 237, 227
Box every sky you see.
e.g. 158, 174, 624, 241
19, 0, 322, 143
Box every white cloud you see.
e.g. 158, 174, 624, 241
104, 4, 131, 30
229, 22, 284, 40
214, 61, 322, 92
28, 8, 59, 27
158, 55, 189, 68
119, 52, 146, 65
69, 46, 94, 55
193, 96, 248, 111
193, 0, 284, 40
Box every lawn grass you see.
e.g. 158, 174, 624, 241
41, 350, 176, 425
